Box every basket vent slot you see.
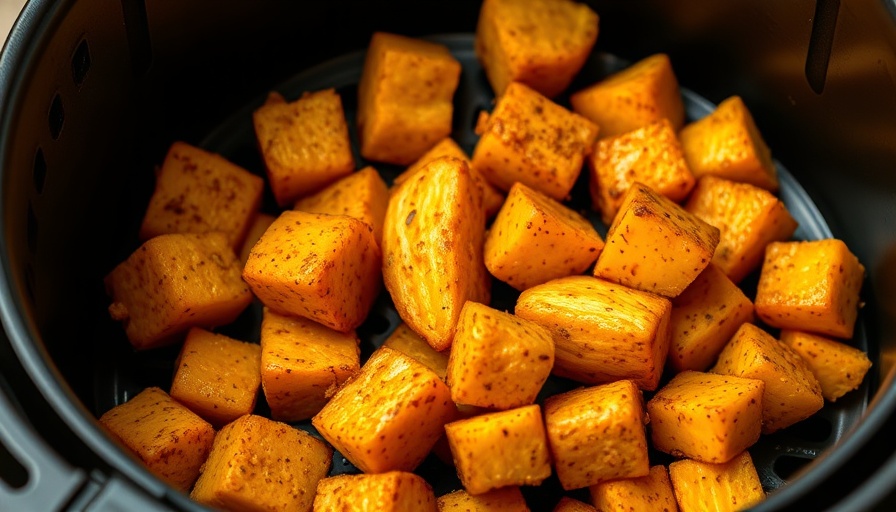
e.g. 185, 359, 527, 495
48, 93, 64, 140
71, 39, 91, 87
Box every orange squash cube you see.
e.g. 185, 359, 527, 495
312, 347, 455, 473
447, 301, 554, 409
679, 96, 778, 191
139, 142, 264, 249
589, 466, 677, 512
544, 380, 649, 490
260, 308, 360, 422
314, 472, 437, 512
755, 239, 865, 339
780, 330, 872, 402
253, 90, 354, 206
437, 488, 529, 511
647, 371, 764, 463
571, 53, 685, 139
242, 210, 381, 332
99, 387, 214, 492
594, 182, 720, 298
712, 323, 823, 434
383, 322, 449, 381
484, 182, 604, 291
170, 328, 261, 428
105, 232, 253, 350
445, 404, 552, 495
668, 452, 766, 511
472, 82, 599, 201
587, 118, 695, 224
685, 176, 798, 283
238, 213, 275, 266
357, 32, 461, 165
475, 0, 599, 98
192, 415, 332, 512
670, 264, 755, 372
554, 497, 597, 512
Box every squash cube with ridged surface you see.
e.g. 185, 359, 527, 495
589, 465, 677, 512
669, 452, 765, 512
314, 472, 437, 512
239, 213, 276, 266
472, 82, 599, 201
780, 330, 872, 402
437, 488, 530, 511
383, 322, 449, 381
594, 182, 720, 298
192, 415, 332, 512
253, 90, 354, 206
243, 210, 381, 333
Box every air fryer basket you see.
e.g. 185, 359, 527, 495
1, 1, 895, 510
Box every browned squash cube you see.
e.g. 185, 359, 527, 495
594, 182, 720, 298
105, 232, 253, 350
253, 90, 354, 206
99, 387, 214, 492
554, 497, 596, 512
589, 465, 677, 512
260, 308, 360, 422
685, 176, 798, 283
315, 472, 437, 512
139, 142, 264, 249
516, 276, 671, 391
670, 264, 755, 372
170, 328, 261, 428
647, 371, 763, 464
394, 137, 506, 218
312, 347, 455, 473
484, 182, 604, 291
679, 96, 778, 192
712, 323, 823, 433
447, 301, 554, 409
475, 0, 599, 98
669, 452, 766, 511
239, 213, 276, 266
438, 488, 530, 511
383, 322, 449, 381
192, 414, 332, 512
294, 166, 389, 247
755, 239, 865, 339
587, 118, 695, 224
571, 54, 685, 139
544, 380, 649, 490
780, 330, 872, 402
445, 404, 552, 495
243, 210, 381, 333
357, 32, 461, 165
472, 82, 599, 201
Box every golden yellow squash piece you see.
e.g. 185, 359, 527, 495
314, 472, 437, 512
780, 330, 872, 402
669, 452, 765, 512
589, 465, 677, 512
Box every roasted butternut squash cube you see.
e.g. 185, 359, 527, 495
780, 330, 872, 402
239, 213, 276, 266
438, 488, 530, 511
253, 90, 354, 206
383, 156, 490, 351
294, 166, 389, 247
544, 380, 649, 490
170, 328, 261, 428
594, 182, 720, 298
447, 301, 554, 409
685, 176, 798, 283
589, 465, 677, 512
357, 32, 461, 165
712, 323, 823, 433
445, 404, 552, 495
139, 142, 264, 249
243, 210, 381, 333
647, 371, 763, 464
260, 308, 360, 422
670, 264, 755, 372
475, 0, 599, 98
587, 118, 695, 224
669, 452, 765, 512
99, 387, 214, 492
484, 182, 604, 291
192, 415, 332, 512
472, 82, 599, 201
395, 137, 505, 218
679, 96, 778, 192
571, 54, 685, 139
516, 276, 671, 390
312, 347, 455, 473
554, 497, 596, 512
314, 472, 437, 512
105, 232, 252, 350
755, 239, 865, 339
383, 322, 449, 381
